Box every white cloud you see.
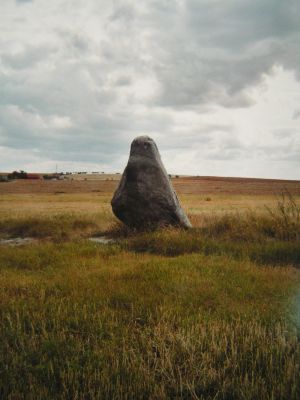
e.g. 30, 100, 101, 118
0, 0, 299, 178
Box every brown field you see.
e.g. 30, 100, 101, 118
1, 175, 300, 399
1, 174, 300, 195
1, 175, 300, 222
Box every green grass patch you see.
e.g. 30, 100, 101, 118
0, 214, 104, 241
107, 193, 300, 267
0, 193, 300, 398
0, 240, 300, 399
123, 228, 300, 267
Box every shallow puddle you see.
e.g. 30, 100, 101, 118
89, 236, 116, 244
0, 236, 116, 246
0, 237, 36, 246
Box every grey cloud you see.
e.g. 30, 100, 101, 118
258, 143, 300, 162
157, 124, 240, 161
142, 0, 300, 108
0, 100, 172, 167
56, 30, 90, 55
3, 0, 300, 110
114, 76, 132, 86
0, 0, 299, 176
1, 45, 55, 70
272, 128, 299, 138
109, 3, 136, 22
187, 0, 299, 49
293, 110, 300, 120
204, 132, 246, 160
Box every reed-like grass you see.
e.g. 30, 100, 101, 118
109, 194, 300, 267
0, 192, 300, 399
0, 213, 107, 241
0, 240, 299, 399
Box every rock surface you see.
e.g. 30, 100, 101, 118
111, 136, 192, 229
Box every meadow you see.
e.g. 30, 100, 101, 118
0, 177, 300, 399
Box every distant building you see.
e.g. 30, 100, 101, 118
8, 170, 27, 179
43, 173, 61, 180
26, 173, 41, 180
0, 174, 9, 182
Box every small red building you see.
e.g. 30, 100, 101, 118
26, 173, 41, 180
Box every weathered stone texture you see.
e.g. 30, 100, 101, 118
111, 136, 192, 229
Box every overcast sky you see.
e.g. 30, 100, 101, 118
0, 0, 299, 178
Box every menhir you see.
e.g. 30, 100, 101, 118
111, 136, 192, 229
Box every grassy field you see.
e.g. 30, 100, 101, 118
0, 177, 300, 399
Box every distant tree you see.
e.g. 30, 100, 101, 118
9, 170, 27, 179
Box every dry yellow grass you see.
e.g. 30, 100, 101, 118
1, 175, 300, 196
0, 193, 111, 219
0, 241, 299, 399
1, 191, 299, 226
0, 178, 300, 399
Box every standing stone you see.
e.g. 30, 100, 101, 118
111, 136, 192, 229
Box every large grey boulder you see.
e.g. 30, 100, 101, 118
111, 136, 192, 229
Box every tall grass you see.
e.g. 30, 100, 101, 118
121, 228, 300, 267
197, 191, 300, 242
0, 214, 104, 241
0, 241, 299, 399
117, 193, 300, 267
0, 193, 300, 398
264, 191, 300, 240
1, 312, 299, 399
